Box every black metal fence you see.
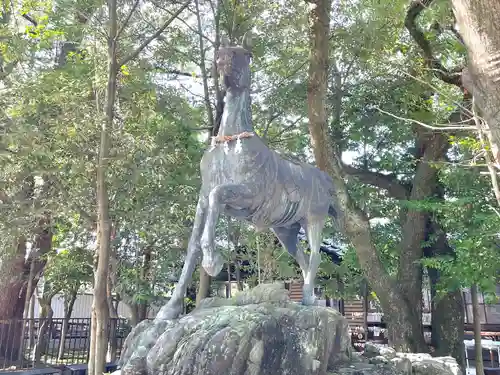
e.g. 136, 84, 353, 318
0, 318, 132, 370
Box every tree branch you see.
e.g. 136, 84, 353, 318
262, 111, 283, 141
342, 164, 410, 200
116, 0, 141, 40
404, 0, 462, 87
194, 0, 215, 130
377, 107, 477, 131
118, 0, 191, 67
21, 13, 38, 27
154, 66, 206, 78
154, 1, 215, 47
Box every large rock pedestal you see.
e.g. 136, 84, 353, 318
118, 284, 351, 375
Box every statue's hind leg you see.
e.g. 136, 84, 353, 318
302, 216, 326, 306
272, 224, 309, 279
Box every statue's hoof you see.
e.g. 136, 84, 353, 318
201, 251, 224, 276
301, 294, 316, 306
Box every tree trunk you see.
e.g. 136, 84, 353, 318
235, 261, 244, 292
18, 258, 35, 362
28, 292, 35, 354
129, 305, 139, 327
425, 220, 465, 371
430, 283, 465, 367
88, 0, 117, 372
58, 290, 77, 360
325, 295, 331, 307
137, 246, 152, 322
471, 284, 484, 375
33, 290, 56, 364
196, 270, 211, 307
304, 0, 426, 351
107, 297, 118, 363
452, 0, 500, 168
107, 243, 119, 363
0, 238, 29, 364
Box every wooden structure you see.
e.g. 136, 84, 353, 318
463, 287, 500, 340
285, 281, 365, 325
285, 281, 500, 344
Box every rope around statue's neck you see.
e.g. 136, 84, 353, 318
209, 131, 254, 153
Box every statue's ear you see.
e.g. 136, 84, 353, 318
221, 36, 230, 47
242, 31, 253, 51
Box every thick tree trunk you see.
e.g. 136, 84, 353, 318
425, 219, 465, 370
430, 282, 465, 366
0, 225, 51, 364
471, 284, 484, 375
452, 0, 500, 168
304, 0, 426, 351
0, 238, 28, 363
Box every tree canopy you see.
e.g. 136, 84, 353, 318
0, 0, 499, 369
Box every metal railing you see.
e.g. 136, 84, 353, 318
0, 318, 132, 370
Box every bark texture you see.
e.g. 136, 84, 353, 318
88, 0, 116, 372
452, 0, 500, 168
404, 0, 471, 365
0, 212, 52, 362
471, 285, 485, 375
304, 0, 426, 351
426, 222, 465, 370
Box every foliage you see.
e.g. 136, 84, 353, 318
0, 0, 498, 337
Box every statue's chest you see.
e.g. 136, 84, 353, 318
199, 143, 262, 187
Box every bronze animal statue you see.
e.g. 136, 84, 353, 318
156, 33, 339, 321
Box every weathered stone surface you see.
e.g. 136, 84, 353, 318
364, 343, 396, 359
333, 362, 408, 375
119, 284, 350, 375
331, 342, 461, 375
118, 284, 462, 375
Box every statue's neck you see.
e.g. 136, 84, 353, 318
217, 88, 253, 136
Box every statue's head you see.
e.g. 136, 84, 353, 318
215, 32, 253, 90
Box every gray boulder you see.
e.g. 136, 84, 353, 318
332, 342, 461, 375
118, 283, 351, 375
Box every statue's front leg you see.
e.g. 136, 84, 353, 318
156, 196, 207, 320
201, 183, 254, 276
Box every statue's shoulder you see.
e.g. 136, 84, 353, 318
273, 149, 305, 166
